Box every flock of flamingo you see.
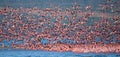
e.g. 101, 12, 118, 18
0, 0, 120, 53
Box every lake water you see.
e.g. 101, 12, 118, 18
0, 49, 120, 57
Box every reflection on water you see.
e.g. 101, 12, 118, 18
0, 49, 119, 57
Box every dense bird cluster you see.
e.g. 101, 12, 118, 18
0, 0, 120, 53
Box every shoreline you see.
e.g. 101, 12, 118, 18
9, 43, 120, 53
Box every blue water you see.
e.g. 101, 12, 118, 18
0, 49, 119, 57
0, 0, 116, 10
